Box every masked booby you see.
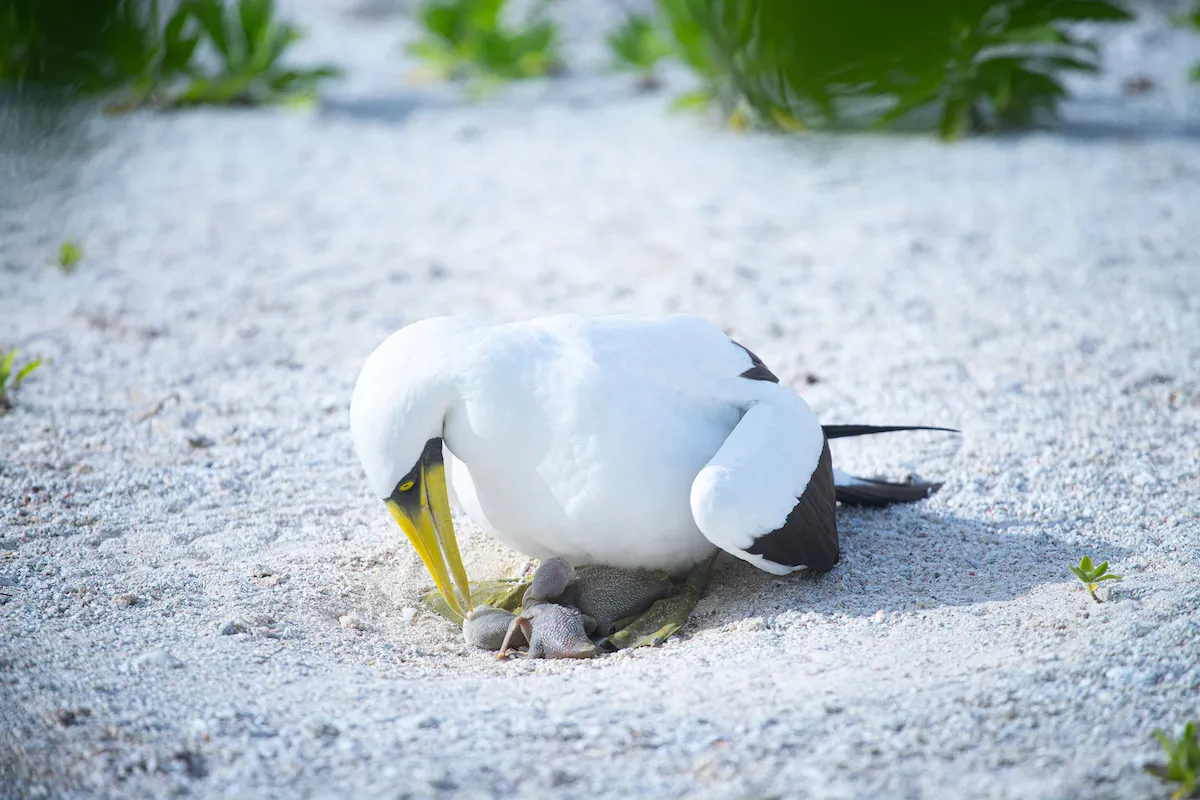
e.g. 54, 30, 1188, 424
350, 313, 951, 619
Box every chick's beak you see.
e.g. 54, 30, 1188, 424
386, 455, 472, 618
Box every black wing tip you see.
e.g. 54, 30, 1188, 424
730, 340, 781, 384
745, 440, 839, 572
823, 424, 961, 439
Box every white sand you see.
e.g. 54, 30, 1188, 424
2, 3, 1199, 798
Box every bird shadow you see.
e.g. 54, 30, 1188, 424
691, 501, 1132, 629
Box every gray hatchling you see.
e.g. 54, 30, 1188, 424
522, 555, 576, 607
498, 603, 597, 660
462, 606, 524, 651
558, 564, 675, 638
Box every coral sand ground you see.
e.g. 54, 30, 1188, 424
2, 3, 1199, 798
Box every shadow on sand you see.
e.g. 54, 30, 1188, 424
694, 500, 1131, 628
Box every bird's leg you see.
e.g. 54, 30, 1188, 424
605, 552, 717, 650
496, 615, 533, 660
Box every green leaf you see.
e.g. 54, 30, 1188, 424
1079, 555, 1095, 573
239, 0, 273, 45
1039, 1, 1132, 23
1094, 573, 1122, 583
608, 14, 671, 73
1068, 565, 1088, 582
669, 90, 712, 112
1092, 561, 1108, 578
994, 24, 1067, 45
162, 8, 200, 75
938, 91, 971, 141
13, 359, 41, 386
421, 5, 464, 44
408, 0, 560, 83
185, 0, 232, 62
0, 348, 15, 385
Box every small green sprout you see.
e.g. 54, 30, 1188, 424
1068, 556, 1121, 603
0, 348, 42, 414
1146, 721, 1200, 799
58, 240, 83, 272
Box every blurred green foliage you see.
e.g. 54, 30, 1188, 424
1147, 721, 1200, 799
636, 0, 1132, 139
0, 0, 338, 108
408, 0, 560, 87
607, 14, 671, 77
0, 348, 41, 414
1183, 2, 1200, 82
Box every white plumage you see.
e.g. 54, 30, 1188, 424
350, 313, 829, 576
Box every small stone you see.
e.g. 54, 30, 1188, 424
57, 708, 90, 726
400, 607, 417, 623
112, 593, 139, 607
872, 610, 887, 624
219, 620, 246, 635
187, 435, 215, 449
133, 649, 184, 670
340, 614, 368, 631
306, 721, 340, 739
174, 749, 208, 779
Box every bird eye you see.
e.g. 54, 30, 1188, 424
399, 480, 415, 492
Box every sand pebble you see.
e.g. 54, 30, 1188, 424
218, 620, 246, 635
132, 649, 183, 671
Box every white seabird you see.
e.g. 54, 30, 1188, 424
350, 313, 949, 618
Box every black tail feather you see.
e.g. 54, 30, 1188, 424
834, 477, 944, 508
824, 423, 955, 507
823, 424, 960, 439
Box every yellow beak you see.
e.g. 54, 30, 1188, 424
386, 458, 473, 618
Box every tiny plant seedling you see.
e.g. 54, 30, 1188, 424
0, 348, 42, 414
1068, 556, 1121, 603
58, 240, 83, 272
1146, 721, 1200, 799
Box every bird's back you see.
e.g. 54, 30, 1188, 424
443, 314, 759, 570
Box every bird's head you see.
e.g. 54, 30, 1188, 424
349, 321, 474, 618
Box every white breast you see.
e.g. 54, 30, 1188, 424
442, 314, 763, 573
